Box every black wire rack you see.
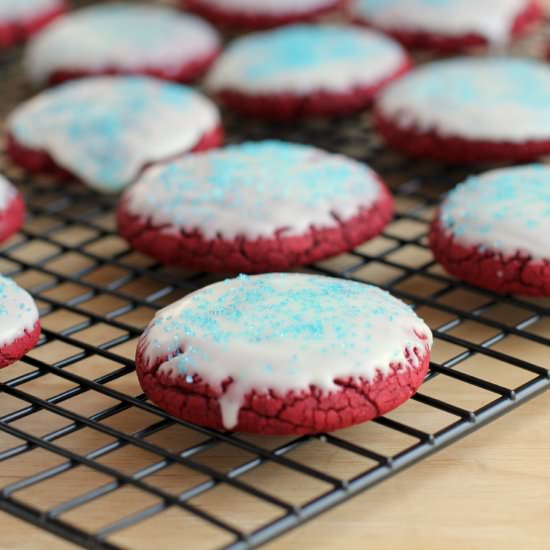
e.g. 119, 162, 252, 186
0, 3, 549, 549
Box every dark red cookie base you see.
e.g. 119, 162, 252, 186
180, 0, 346, 30
352, 0, 542, 52
374, 110, 550, 164
430, 218, 550, 296
44, 49, 221, 87
0, 194, 25, 244
5, 125, 224, 182
117, 182, 394, 273
0, 2, 66, 49
215, 59, 411, 121
136, 339, 430, 435
0, 320, 41, 368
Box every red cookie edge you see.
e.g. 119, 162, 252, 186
352, 0, 542, 52
0, 320, 41, 368
430, 216, 550, 296
136, 334, 431, 435
0, 193, 25, 244
117, 180, 394, 273
213, 57, 411, 121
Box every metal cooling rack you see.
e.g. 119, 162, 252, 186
0, 3, 550, 549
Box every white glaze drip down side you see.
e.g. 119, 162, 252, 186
25, 4, 221, 86
7, 76, 220, 193
440, 164, 550, 259
124, 140, 384, 240
0, 0, 62, 22
378, 58, 550, 142
0, 175, 17, 211
141, 273, 433, 429
0, 275, 39, 348
193, 0, 337, 14
352, 0, 528, 46
207, 24, 407, 94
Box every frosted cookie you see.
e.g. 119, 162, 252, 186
351, 0, 542, 52
117, 141, 394, 273
375, 58, 550, 164
431, 165, 550, 296
206, 24, 410, 120
24, 4, 221, 87
136, 273, 433, 434
6, 76, 222, 193
0, 0, 66, 49
180, 0, 345, 30
0, 175, 25, 243
0, 275, 40, 368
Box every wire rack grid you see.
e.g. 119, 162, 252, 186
0, 3, 549, 549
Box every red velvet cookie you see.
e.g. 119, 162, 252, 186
206, 24, 410, 121
117, 141, 394, 273
180, 0, 345, 30
6, 76, 222, 193
430, 165, 550, 296
24, 4, 221, 87
0, 0, 65, 49
0, 175, 25, 244
136, 273, 433, 435
375, 58, 550, 164
350, 0, 541, 52
0, 274, 40, 368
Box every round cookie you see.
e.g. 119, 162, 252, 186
206, 24, 411, 120
117, 140, 394, 273
0, 0, 66, 49
136, 273, 433, 435
350, 0, 542, 52
0, 175, 25, 244
6, 76, 222, 193
375, 58, 550, 164
430, 165, 550, 296
180, 0, 345, 30
0, 275, 40, 368
24, 3, 221, 87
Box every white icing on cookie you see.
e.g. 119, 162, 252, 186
191, 0, 337, 15
0, 175, 17, 211
206, 24, 408, 94
440, 164, 550, 259
124, 140, 385, 239
0, 0, 62, 22
377, 58, 550, 142
0, 275, 39, 348
141, 273, 432, 429
7, 76, 220, 193
25, 4, 221, 86
352, 0, 529, 46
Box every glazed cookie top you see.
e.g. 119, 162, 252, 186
352, 0, 530, 45
0, 174, 18, 210
25, 3, 221, 86
0, 0, 63, 21
0, 275, 39, 348
206, 24, 408, 94
190, 0, 338, 13
7, 76, 220, 193
377, 58, 550, 142
140, 273, 433, 429
440, 164, 550, 259
124, 140, 387, 239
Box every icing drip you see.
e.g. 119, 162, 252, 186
352, 0, 529, 46
0, 275, 39, 348
0, 174, 17, 210
25, 3, 220, 86
441, 164, 550, 259
378, 58, 550, 142
142, 273, 433, 429
207, 24, 407, 94
7, 76, 219, 193
125, 140, 384, 239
